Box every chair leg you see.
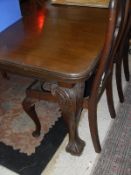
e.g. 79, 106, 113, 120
115, 59, 124, 103
22, 96, 41, 137
106, 73, 116, 119
123, 38, 130, 81
88, 100, 101, 153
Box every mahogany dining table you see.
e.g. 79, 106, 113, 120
0, 0, 108, 155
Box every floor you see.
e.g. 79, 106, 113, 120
0, 56, 130, 174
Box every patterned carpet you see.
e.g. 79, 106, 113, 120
0, 74, 61, 155
0, 74, 68, 175
91, 78, 131, 175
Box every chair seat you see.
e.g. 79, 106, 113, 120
0, 3, 108, 80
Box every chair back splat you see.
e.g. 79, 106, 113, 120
93, 0, 129, 99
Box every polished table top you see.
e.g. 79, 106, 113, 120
0, 1, 108, 82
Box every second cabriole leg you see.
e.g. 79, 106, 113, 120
22, 96, 41, 137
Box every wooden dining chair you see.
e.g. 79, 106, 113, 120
115, 0, 131, 102
83, 0, 129, 153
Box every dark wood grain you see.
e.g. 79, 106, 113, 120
0, 1, 108, 82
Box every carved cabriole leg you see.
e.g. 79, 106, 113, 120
106, 73, 116, 119
51, 82, 85, 156
22, 96, 41, 137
